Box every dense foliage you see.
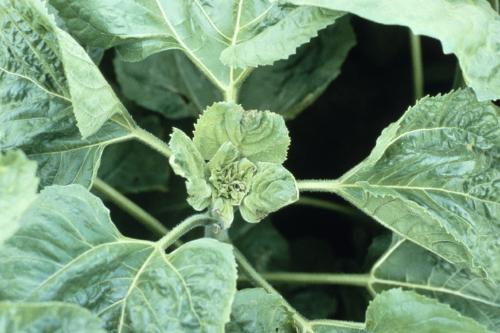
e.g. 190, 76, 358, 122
0, 0, 499, 332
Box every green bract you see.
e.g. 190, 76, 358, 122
169, 102, 298, 227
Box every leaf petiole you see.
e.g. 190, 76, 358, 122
157, 213, 215, 250
132, 127, 172, 158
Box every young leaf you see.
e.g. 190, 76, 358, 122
368, 238, 500, 331
114, 50, 222, 120
169, 128, 212, 210
284, 0, 500, 101
193, 102, 290, 163
329, 89, 500, 278
98, 116, 170, 194
0, 150, 38, 245
240, 163, 299, 223
0, 0, 135, 188
114, 17, 355, 120
226, 288, 294, 333
0, 185, 237, 333
0, 302, 106, 333
49, 0, 340, 90
365, 289, 493, 333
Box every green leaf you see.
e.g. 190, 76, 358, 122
220, 7, 343, 68
329, 89, 500, 278
168, 128, 212, 210
365, 289, 493, 333
0, 0, 135, 188
55, 29, 130, 138
193, 102, 290, 163
114, 17, 355, 120
0, 302, 106, 333
114, 50, 222, 119
0, 150, 38, 245
226, 288, 294, 333
98, 116, 170, 194
368, 238, 500, 331
49, 0, 340, 90
240, 16, 356, 119
0, 185, 237, 333
240, 163, 299, 223
284, 0, 500, 101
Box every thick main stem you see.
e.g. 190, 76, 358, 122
409, 31, 424, 101
133, 127, 172, 158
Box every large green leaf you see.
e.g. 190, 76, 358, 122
364, 289, 493, 333
0, 150, 38, 245
367, 238, 500, 331
114, 50, 222, 119
285, 0, 500, 101
98, 116, 170, 194
0, 0, 136, 188
49, 0, 341, 91
0, 302, 106, 333
318, 89, 500, 278
0, 185, 237, 333
308, 290, 493, 332
114, 18, 355, 120
226, 288, 294, 333
239, 16, 356, 118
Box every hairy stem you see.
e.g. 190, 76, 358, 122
409, 31, 424, 101
297, 196, 359, 217
240, 272, 371, 288
133, 127, 172, 158
93, 178, 171, 236
297, 180, 340, 192
233, 249, 311, 329
158, 213, 214, 250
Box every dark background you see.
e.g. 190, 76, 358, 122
102, 17, 457, 322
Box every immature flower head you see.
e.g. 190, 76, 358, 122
168, 102, 298, 228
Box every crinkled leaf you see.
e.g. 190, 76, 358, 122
285, 0, 500, 101
49, 0, 339, 90
114, 17, 355, 120
0, 185, 237, 333
240, 16, 356, 119
98, 116, 170, 194
193, 103, 290, 163
0, 302, 106, 333
0, 150, 38, 245
330, 89, 500, 277
226, 288, 294, 333
365, 289, 493, 333
114, 50, 222, 119
169, 128, 211, 210
240, 162, 298, 223
368, 238, 500, 331
220, 7, 343, 68
0, 0, 135, 188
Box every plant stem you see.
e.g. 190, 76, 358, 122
93, 178, 171, 236
297, 180, 340, 192
158, 213, 214, 250
297, 196, 359, 217
233, 249, 312, 329
489, 0, 499, 11
240, 272, 370, 288
409, 30, 424, 101
133, 127, 172, 158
